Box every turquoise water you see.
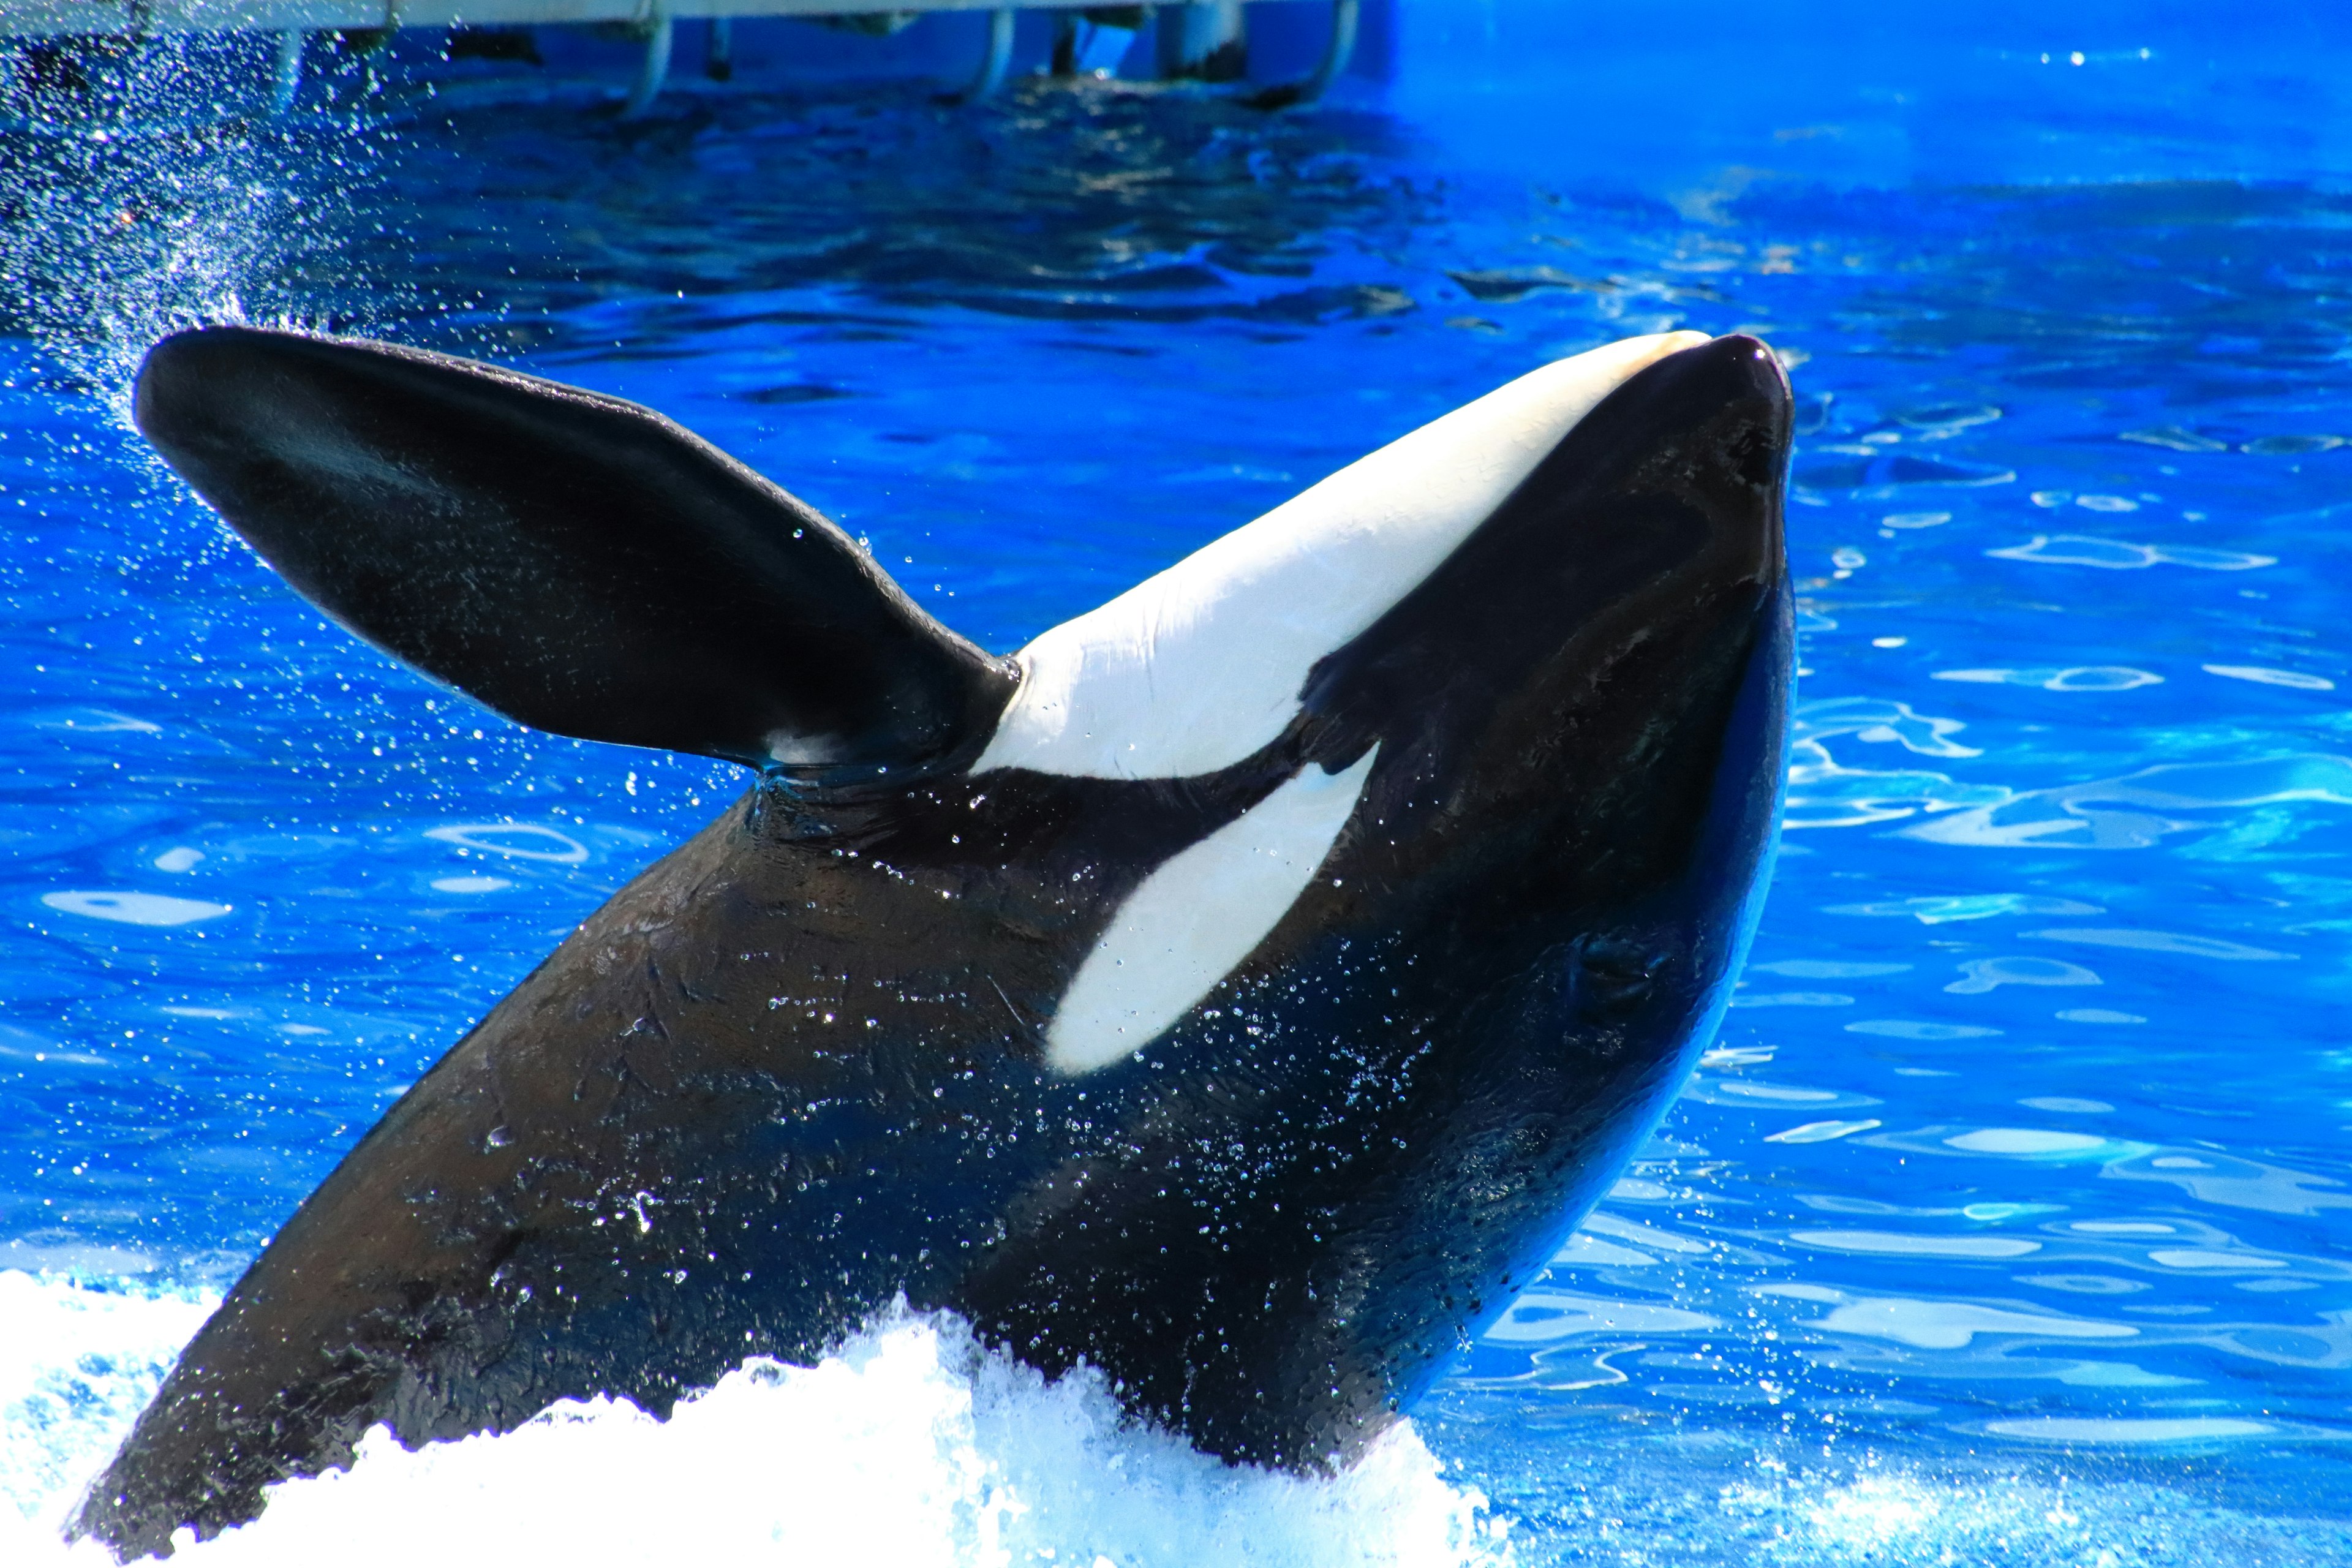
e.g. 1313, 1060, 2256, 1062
2, 9, 2350, 1562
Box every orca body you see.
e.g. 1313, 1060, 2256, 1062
74, 325, 1792, 1559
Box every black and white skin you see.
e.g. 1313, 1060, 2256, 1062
73, 325, 1793, 1558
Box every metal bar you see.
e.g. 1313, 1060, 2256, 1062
266, 24, 303, 111
0, 0, 1146, 39
960, 6, 1010, 100
1155, 0, 1241, 82
703, 10, 728, 78
1250, 0, 1352, 109
1298, 0, 1355, 100
617, 6, 668, 115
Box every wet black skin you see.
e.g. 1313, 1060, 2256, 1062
74, 326, 1791, 1558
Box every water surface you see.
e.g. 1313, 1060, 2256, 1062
1, 21, 2349, 1564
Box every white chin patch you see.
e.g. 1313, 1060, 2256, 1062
974, 331, 1710, 782
1046, 747, 1378, 1076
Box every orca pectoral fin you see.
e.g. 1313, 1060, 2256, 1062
135, 326, 1016, 773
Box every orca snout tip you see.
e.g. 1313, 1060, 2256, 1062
1675, 330, 1792, 389
1685, 332, 1797, 462
1661, 333, 1793, 578
1715, 331, 1797, 405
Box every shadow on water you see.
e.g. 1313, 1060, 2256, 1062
367, 85, 1430, 324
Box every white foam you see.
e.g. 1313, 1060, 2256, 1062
976, 333, 1709, 781
0, 1281, 1500, 1568
0, 1271, 214, 1554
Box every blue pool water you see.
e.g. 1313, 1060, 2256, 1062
2, 6, 2351, 1562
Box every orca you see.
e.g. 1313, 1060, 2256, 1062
73, 323, 1792, 1559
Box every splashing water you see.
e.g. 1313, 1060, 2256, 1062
0, 37, 408, 402
0, 1277, 1504, 1568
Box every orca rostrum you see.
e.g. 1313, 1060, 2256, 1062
73, 325, 1792, 1558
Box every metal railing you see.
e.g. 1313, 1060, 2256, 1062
0, 0, 1360, 115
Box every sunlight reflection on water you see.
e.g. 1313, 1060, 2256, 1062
1, 18, 2350, 1562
